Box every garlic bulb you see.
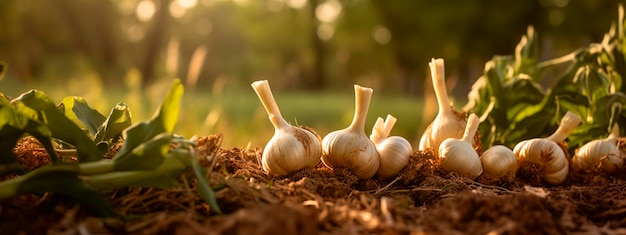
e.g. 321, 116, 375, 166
513, 111, 582, 185
480, 145, 516, 178
438, 113, 483, 179
322, 85, 380, 179
251, 80, 322, 176
573, 124, 624, 172
370, 114, 413, 178
419, 58, 468, 155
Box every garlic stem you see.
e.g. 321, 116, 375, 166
382, 115, 398, 136
430, 58, 452, 118
461, 113, 480, 143
607, 124, 620, 140
348, 85, 373, 132
251, 80, 290, 130
546, 111, 582, 143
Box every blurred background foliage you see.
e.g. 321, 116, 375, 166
0, 0, 624, 146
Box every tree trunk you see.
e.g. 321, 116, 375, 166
140, 0, 173, 87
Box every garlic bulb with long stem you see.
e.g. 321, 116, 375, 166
513, 111, 582, 185
419, 58, 468, 155
480, 145, 517, 179
573, 124, 624, 172
322, 85, 380, 179
370, 114, 413, 178
438, 113, 483, 179
251, 80, 322, 177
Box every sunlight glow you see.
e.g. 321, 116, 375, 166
317, 23, 334, 41
178, 0, 198, 9
170, 1, 187, 18
372, 25, 391, 45
267, 0, 285, 13
136, 0, 156, 22
286, 0, 307, 9
316, 0, 342, 23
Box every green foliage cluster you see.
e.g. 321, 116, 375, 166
464, 6, 626, 151
0, 78, 221, 216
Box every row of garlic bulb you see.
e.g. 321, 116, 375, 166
251, 58, 626, 184
251, 80, 412, 179
421, 58, 625, 185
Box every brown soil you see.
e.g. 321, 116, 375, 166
2, 134, 626, 234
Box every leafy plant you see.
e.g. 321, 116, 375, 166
0, 79, 222, 216
464, 5, 626, 152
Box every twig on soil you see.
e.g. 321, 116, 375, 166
372, 176, 402, 197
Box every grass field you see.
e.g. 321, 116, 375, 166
1, 78, 427, 148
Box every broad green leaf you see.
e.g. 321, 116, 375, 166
94, 103, 132, 144
115, 79, 183, 160
61, 97, 106, 135
12, 90, 102, 162
0, 104, 58, 163
113, 133, 173, 171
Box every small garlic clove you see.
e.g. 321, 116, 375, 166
262, 127, 322, 176
371, 115, 413, 178
480, 145, 516, 178
573, 125, 624, 172
322, 85, 380, 179
513, 111, 581, 185
438, 113, 483, 179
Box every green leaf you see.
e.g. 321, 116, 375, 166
12, 90, 102, 162
0, 104, 59, 164
82, 151, 189, 191
61, 97, 106, 135
113, 133, 173, 171
94, 103, 132, 144
189, 154, 222, 214
115, 79, 183, 160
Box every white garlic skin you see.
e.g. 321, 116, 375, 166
513, 139, 569, 185
374, 136, 412, 178
321, 85, 380, 179
322, 130, 380, 178
418, 58, 467, 155
251, 80, 322, 177
480, 145, 517, 178
439, 139, 483, 179
370, 115, 412, 178
573, 138, 623, 172
262, 127, 322, 176
438, 113, 483, 179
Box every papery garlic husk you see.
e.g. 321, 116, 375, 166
481, 145, 517, 179
322, 85, 380, 179
439, 113, 483, 179
573, 125, 624, 172
513, 111, 582, 185
252, 80, 322, 177
419, 58, 470, 155
370, 115, 413, 178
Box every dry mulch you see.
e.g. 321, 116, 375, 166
2, 134, 626, 234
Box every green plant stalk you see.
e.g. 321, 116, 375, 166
78, 160, 115, 175
0, 176, 21, 200
80, 153, 188, 191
